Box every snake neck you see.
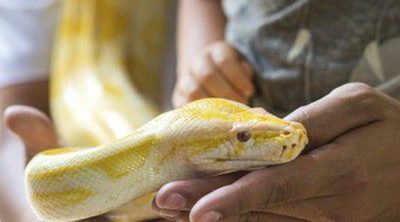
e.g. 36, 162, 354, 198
26, 131, 194, 221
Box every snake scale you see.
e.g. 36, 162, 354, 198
24, 0, 308, 221
25, 98, 308, 221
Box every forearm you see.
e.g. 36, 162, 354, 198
177, 0, 226, 75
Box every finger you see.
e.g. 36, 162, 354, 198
189, 146, 354, 222
173, 73, 209, 108
173, 89, 191, 109
265, 191, 377, 222
285, 83, 389, 149
191, 53, 246, 103
240, 61, 253, 79
172, 88, 208, 109
239, 212, 307, 222
152, 198, 190, 221
153, 197, 305, 222
209, 45, 254, 98
3, 105, 59, 160
264, 196, 341, 221
263, 122, 395, 221
155, 210, 306, 222
154, 173, 243, 211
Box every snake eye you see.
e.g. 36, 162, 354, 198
237, 131, 251, 142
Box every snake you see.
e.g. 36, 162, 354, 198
24, 0, 307, 221
25, 98, 308, 221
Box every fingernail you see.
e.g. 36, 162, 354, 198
159, 209, 180, 218
163, 193, 186, 209
199, 211, 223, 222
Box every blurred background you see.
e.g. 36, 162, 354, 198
0, 1, 177, 221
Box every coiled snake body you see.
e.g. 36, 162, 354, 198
24, 1, 307, 221
25, 98, 308, 221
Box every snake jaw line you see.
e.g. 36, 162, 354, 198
26, 98, 308, 221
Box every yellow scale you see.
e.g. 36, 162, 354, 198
50, 0, 170, 221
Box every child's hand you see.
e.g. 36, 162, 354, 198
173, 41, 254, 108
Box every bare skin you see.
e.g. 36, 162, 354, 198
154, 83, 400, 222
1, 88, 303, 222
3, 85, 400, 222
0, 80, 49, 222
173, 0, 254, 108
4, 54, 400, 222
3, 1, 400, 221
154, 1, 400, 221
0, 81, 107, 222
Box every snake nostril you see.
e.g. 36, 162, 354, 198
237, 131, 251, 142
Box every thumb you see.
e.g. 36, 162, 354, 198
3, 105, 59, 160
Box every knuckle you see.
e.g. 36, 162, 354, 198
192, 53, 212, 75
192, 60, 216, 85
351, 83, 377, 102
210, 41, 232, 53
335, 82, 373, 93
333, 83, 377, 103
214, 51, 234, 67
211, 43, 236, 67
333, 83, 384, 118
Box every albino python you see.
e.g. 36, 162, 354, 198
24, 0, 308, 221
25, 98, 308, 221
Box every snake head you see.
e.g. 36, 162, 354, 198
181, 98, 308, 174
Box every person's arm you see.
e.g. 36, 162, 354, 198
177, 0, 226, 75
173, 0, 254, 107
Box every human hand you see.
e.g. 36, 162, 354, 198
153, 83, 400, 221
0, 106, 58, 222
1, 106, 107, 222
173, 41, 254, 108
